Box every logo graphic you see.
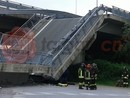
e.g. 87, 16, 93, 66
2, 27, 36, 64
101, 40, 122, 52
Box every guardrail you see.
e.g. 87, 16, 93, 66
49, 7, 99, 56
0, 0, 41, 9
112, 6, 130, 20
50, 6, 105, 78
2, 13, 42, 50
0, 15, 55, 64
51, 5, 104, 64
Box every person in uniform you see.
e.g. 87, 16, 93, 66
90, 63, 98, 90
121, 66, 129, 87
84, 64, 92, 90
78, 63, 85, 89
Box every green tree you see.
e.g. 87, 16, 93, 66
115, 23, 130, 63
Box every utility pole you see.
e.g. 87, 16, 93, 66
96, 0, 98, 7
75, 0, 77, 14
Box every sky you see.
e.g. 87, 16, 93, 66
10, 0, 130, 16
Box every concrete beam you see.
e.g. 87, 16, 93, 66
0, 63, 51, 76
104, 14, 130, 23
98, 14, 130, 35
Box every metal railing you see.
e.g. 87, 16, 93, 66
49, 7, 99, 56
23, 15, 55, 65
112, 6, 130, 20
2, 14, 42, 48
0, 15, 55, 64
2, 14, 39, 45
51, 5, 105, 72
0, 0, 41, 9
1, 14, 43, 63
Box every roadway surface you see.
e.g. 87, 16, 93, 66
0, 85, 130, 98
36, 18, 80, 52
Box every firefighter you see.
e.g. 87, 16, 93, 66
84, 64, 92, 90
121, 66, 129, 87
78, 63, 85, 89
90, 63, 98, 90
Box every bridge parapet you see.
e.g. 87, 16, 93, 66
0, 63, 51, 76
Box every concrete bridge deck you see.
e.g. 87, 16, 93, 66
0, 14, 129, 76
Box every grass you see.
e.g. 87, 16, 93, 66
97, 80, 117, 86
97, 79, 130, 88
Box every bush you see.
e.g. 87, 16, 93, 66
94, 59, 130, 85
68, 59, 130, 86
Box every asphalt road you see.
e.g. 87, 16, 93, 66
0, 85, 130, 98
